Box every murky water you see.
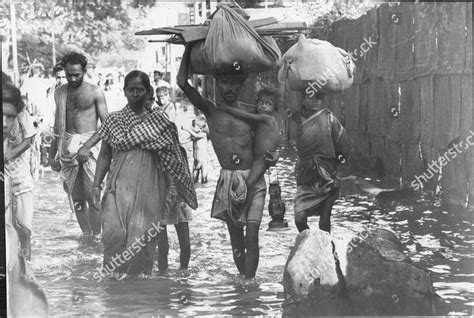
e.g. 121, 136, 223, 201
30, 109, 473, 316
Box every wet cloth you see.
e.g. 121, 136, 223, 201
295, 157, 340, 214
211, 169, 266, 226
59, 132, 100, 200
294, 108, 352, 214
4, 111, 37, 231
161, 197, 193, 224
4, 181, 34, 232
98, 104, 197, 209
101, 147, 168, 275
6, 223, 48, 317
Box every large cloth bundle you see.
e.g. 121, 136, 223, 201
278, 35, 355, 93
190, 5, 281, 75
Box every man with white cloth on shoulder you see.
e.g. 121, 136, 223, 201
49, 52, 108, 237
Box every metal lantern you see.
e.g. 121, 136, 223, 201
267, 181, 288, 230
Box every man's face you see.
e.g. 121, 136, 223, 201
3, 102, 18, 137
218, 77, 244, 105
156, 90, 170, 107
56, 70, 66, 86
154, 73, 160, 82
65, 63, 85, 89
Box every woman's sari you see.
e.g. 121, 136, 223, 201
98, 105, 196, 276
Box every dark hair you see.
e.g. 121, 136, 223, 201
154, 70, 162, 76
2, 83, 25, 113
214, 72, 248, 82
61, 52, 88, 70
257, 87, 280, 112
156, 86, 169, 95
2, 71, 12, 84
52, 63, 64, 74
124, 70, 152, 92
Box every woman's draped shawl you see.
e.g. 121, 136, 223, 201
98, 105, 197, 209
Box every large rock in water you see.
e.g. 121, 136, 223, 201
283, 228, 449, 316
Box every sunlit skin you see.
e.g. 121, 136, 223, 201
210, 77, 254, 170
222, 93, 280, 190
177, 44, 271, 279
63, 64, 107, 133
48, 61, 108, 236
49, 62, 108, 165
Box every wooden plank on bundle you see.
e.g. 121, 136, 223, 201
135, 27, 185, 36
137, 19, 307, 44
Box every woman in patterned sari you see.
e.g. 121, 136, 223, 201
92, 71, 196, 279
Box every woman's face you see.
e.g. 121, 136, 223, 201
124, 77, 149, 110
3, 102, 18, 137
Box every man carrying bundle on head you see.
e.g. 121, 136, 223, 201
178, 53, 278, 280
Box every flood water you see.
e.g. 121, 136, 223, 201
30, 108, 473, 316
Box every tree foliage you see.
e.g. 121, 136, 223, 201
235, 0, 263, 8
294, 0, 377, 40
0, 1, 147, 72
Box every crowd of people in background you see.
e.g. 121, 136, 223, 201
3, 61, 202, 182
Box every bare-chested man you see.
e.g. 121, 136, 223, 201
178, 44, 276, 279
49, 52, 107, 237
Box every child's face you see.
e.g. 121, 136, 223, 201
302, 94, 323, 115
256, 94, 275, 114
3, 102, 18, 137
156, 91, 170, 106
